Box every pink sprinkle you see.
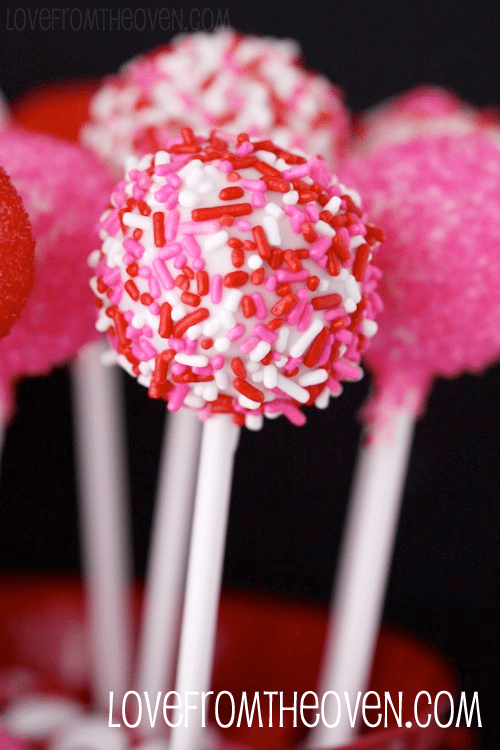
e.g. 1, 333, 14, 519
149, 277, 161, 299
318, 256, 327, 269
192, 366, 213, 377
166, 173, 182, 188
109, 283, 123, 305
167, 384, 190, 412
236, 140, 254, 156
336, 328, 354, 344
240, 178, 266, 192
168, 339, 185, 352
123, 238, 145, 258
141, 341, 157, 359
305, 204, 320, 222
236, 219, 252, 232
240, 335, 259, 355
174, 254, 187, 269
251, 292, 267, 320
143, 325, 153, 337
154, 185, 174, 203
123, 253, 135, 265
252, 192, 266, 208
159, 242, 182, 260
327, 377, 343, 396
264, 400, 306, 426
128, 169, 139, 181
165, 193, 179, 210
211, 274, 222, 304
165, 209, 180, 241
287, 288, 309, 325
282, 164, 310, 179
317, 336, 333, 367
334, 360, 362, 380
285, 357, 303, 372
137, 173, 151, 190
192, 258, 205, 270
219, 160, 233, 173
100, 207, 119, 231
102, 267, 121, 285
125, 325, 140, 340
298, 303, 313, 332
154, 163, 177, 176
138, 266, 152, 278
171, 362, 187, 376
309, 236, 331, 260
254, 324, 277, 344
179, 220, 220, 234
150, 302, 160, 314
185, 339, 196, 355
132, 185, 146, 201
264, 276, 277, 292
183, 235, 201, 258
228, 323, 246, 341
324, 307, 346, 321
275, 269, 309, 283
328, 183, 342, 198
153, 258, 174, 290
124, 311, 133, 323
291, 212, 305, 234
348, 222, 367, 237
211, 354, 224, 370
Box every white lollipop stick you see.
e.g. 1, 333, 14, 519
169, 415, 240, 750
136, 408, 202, 710
308, 393, 418, 749
71, 340, 132, 711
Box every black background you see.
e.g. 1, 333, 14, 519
0, 1, 499, 747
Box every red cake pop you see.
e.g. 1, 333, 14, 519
0, 168, 35, 338
0, 128, 114, 419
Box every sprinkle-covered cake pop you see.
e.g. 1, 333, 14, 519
0, 168, 35, 338
81, 29, 349, 175
352, 84, 500, 154
339, 132, 500, 417
0, 128, 114, 418
91, 130, 382, 430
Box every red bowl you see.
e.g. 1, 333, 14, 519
0, 576, 474, 749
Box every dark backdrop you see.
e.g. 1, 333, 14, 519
0, 1, 498, 747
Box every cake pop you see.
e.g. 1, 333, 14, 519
0, 168, 35, 338
81, 29, 349, 175
352, 84, 500, 154
91, 130, 382, 429
309, 132, 500, 749
0, 127, 114, 419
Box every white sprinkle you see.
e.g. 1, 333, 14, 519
204, 164, 219, 177
319, 278, 330, 292
215, 370, 229, 390
315, 220, 335, 237
197, 180, 214, 194
344, 298, 357, 314
138, 154, 153, 171
251, 368, 264, 382
339, 268, 349, 280
178, 159, 203, 178
202, 318, 221, 337
184, 393, 205, 409
138, 373, 152, 388
131, 312, 146, 329
362, 319, 378, 337
315, 388, 331, 409
171, 304, 187, 321
265, 202, 284, 218
249, 340, 271, 362
203, 383, 219, 402
276, 374, 309, 404
263, 215, 281, 246
214, 337, 230, 352
324, 195, 341, 214
246, 361, 259, 373
274, 157, 289, 172
350, 235, 366, 250
275, 325, 290, 353
185, 168, 203, 188
218, 308, 235, 330
87, 249, 100, 268
178, 190, 198, 208
175, 353, 209, 368
298, 369, 329, 387
283, 190, 299, 205
124, 154, 139, 174
202, 230, 229, 252
289, 318, 323, 358
155, 150, 170, 165
122, 213, 150, 230
164, 291, 179, 306
340, 185, 362, 207
185, 323, 202, 340
246, 414, 264, 431
274, 355, 287, 368
255, 150, 277, 164
247, 254, 263, 270
346, 275, 362, 303
224, 289, 243, 312
238, 394, 261, 410
263, 364, 278, 389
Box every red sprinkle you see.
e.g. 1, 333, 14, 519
126, 263, 139, 277
175, 274, 190, 291
233, 378, 265, 403
224, 271, 249, 288
251, 268, 265, 285
231, 357, 247, 378
153, 212, 166, 247
267, 317, 284, 331
219, 186, 244, 200
200, 338, 213, 350
228, 237, 243, 248
140, 293, 154, 306
311, 293, 343, 310
241, 295, 256, 317
173, 308, 210, 337
283, 250, 302, 272
307, 275, 320, 291
231, 247, 245, 268
196, 270, 209, 296
271, 294, 297, 316
192, 203, 252, 220
331, 233, 351, 262
303, 327, 329, 368
352, 243, 370, 281
124, 280, 140, 301
181, 291, 201, 307
252, 225, 271, 260
301, 222, 317, 243
137, 200, 151, 216
132, 228, 143, 241
254, 160, 282, 178
159, 302, 173, 338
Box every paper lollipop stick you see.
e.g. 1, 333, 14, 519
71, 341, 131, 710
136, 408, 202, 706
309, 132, 500, 748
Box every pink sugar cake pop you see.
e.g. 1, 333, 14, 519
81, 29, 349, 176
309, 132, 500, 749
0, 127, 114, 418
0, 168, 35, 338
90, 129, 383, 750
352, 84, 500, 154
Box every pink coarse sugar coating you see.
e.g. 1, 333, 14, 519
81, 29, 349, 175
91, 130, 383, 430
0, 128, 114, 419
352, 84, 500, 154
339, 133, 500, 417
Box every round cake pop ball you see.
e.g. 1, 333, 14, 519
91, 130, 383, 430
12, 80, 99, 144
0, 167, 35, 337
339, 132, 500, 416
81, 29, 349, 175
0, 128, 114, 419
352, 84, 500, 154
